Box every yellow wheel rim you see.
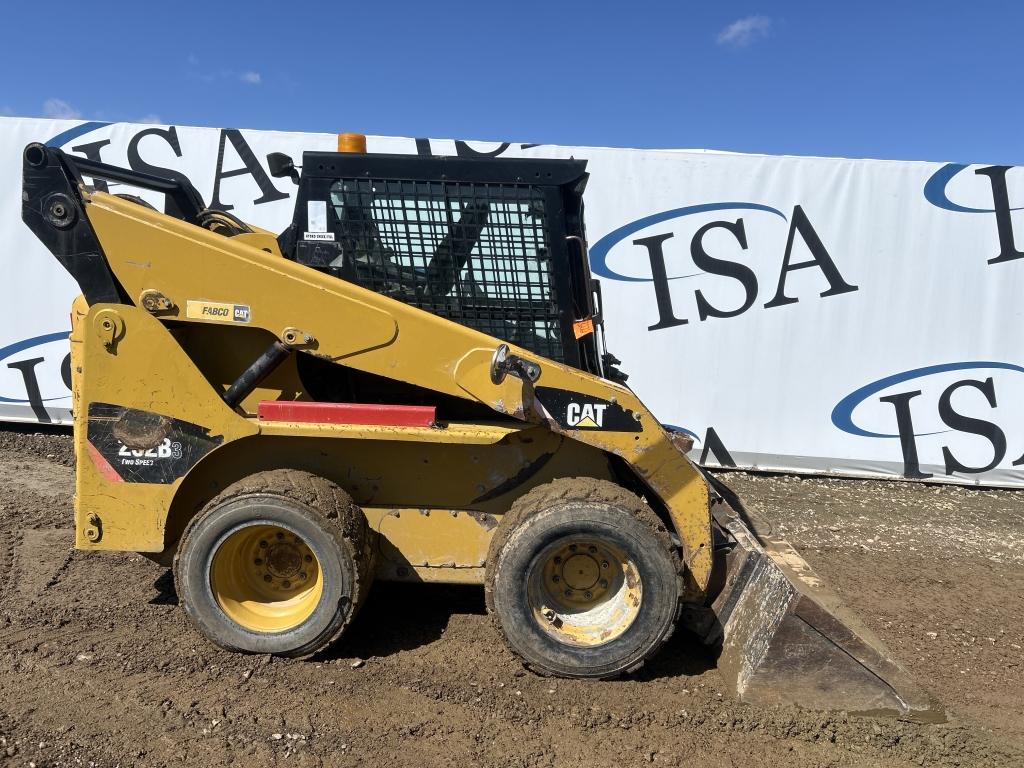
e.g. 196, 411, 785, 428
209, 524, 323, 633
526, 538, 642, 647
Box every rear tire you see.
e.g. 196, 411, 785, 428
173, 469, 374, 657
485, 478, 682, 678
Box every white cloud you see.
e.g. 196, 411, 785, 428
137, 113, 164, 124
185, 57, 263, 86
42, 98, 82, 120
716, 15, 772, 47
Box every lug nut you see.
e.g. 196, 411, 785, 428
601, 561, 609, 569
553, 556, 562, 565
600, 579, 608, 588
304, 554, 313, 562
259, 540, 268, 548
588, 546, 597, 554
254, 558, 263, 565
584, 591, 593, 599
569, 544, 577, 552
263, 574, 272, 582
299, 572, 307, 580
564, 589, 573, 597
276, 532, 284, 540
282, 580, 291, 589
552, 575, 560, 583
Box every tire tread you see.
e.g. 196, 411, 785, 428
484, 477, 683, 678
173, 469, 373, 657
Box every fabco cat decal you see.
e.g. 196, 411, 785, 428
186, 300, 251, 323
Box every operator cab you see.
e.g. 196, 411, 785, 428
269, 140, 622, 381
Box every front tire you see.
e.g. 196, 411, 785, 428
173, 469, 374, 657
485, 478, 682, 678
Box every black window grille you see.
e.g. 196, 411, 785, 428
326, 178, 566, 361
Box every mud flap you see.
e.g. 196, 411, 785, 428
683, 498, 944, 723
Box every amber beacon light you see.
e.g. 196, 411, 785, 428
337, 132, 367, 154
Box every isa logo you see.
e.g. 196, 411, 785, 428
589, 202, 858, 332
924, 164, 1023, 265
833, 362, 1024, 479
0, 332, 72, 423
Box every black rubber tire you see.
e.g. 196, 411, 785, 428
173, 469, 374, 657
485, 478, 682, 679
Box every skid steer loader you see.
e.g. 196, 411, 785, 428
21, 134, 941, 721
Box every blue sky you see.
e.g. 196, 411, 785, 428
0, 1, 1020, 164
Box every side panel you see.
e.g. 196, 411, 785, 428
74, 304, 255, 550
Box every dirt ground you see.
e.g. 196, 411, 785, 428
0, 427, 1022, 768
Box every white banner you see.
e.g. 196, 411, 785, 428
2, 117, 1022, 486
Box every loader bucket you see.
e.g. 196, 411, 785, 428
683, 487, 944, 723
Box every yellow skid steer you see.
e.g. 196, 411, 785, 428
21, 136, 941, 721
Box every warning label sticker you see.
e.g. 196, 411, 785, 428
307, 200, 328, 232
572, 317, 595, 339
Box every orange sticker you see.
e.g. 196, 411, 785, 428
572, 317, 595, 339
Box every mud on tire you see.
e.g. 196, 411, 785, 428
173, 469, 375, 657
485, 477, 682, 679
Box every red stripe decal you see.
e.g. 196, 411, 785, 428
258, 401, 437, 428
86, 440, 124, 483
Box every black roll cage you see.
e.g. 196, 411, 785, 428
278, 151, 602, 373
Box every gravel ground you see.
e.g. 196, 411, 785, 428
0, 429, 1022, 767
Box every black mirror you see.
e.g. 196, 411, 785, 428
266, 152, 299, 184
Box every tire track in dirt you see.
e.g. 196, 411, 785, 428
0, 530, 18, 603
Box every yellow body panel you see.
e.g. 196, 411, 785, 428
72, 188, 713, 592
71, 303, 256, 550
370, 507, 495, 580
